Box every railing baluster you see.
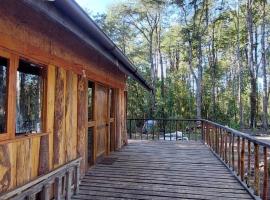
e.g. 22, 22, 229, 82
74, 164, 80, 195
247, 140, 251, 187
129, 119, 132, 139
65, 169, 72, 200
41, 183, 50, 200
232, 134, 235, 171
263, 147, 268, 200
163, 119, 166, 141
55, 176, 62, 200
254, 143, 260, 196
237, 136, 241, 176
240, 138, 245, 181
228, 132, 232, 168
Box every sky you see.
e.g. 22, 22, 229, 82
75, 0, 114, 15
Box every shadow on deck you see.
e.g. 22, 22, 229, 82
72, 140, 253, 200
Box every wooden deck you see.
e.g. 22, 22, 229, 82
72, 140, 253, 200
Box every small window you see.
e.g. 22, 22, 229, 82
0, 57, 8, 133
88, 81, 94, 121
16, 60, 44, 135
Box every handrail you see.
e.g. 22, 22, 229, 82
127, 118, 269, 200
202, 119, 270, 148
0, 157, 82, 200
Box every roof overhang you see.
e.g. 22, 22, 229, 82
22, 0, 152, 91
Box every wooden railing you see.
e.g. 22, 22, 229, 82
0, 157, 81, 200
127, 119, 270, 200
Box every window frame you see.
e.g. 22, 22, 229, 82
0, 50, 11, 140
15, 58, 47, 136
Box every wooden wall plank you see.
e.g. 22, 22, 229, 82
0, 144, 12, 193
47, 65, 56, 170
77, 75, 87, 175
53, 67, 66, 168
66, 71, 78, 161
30, 137, 40, 179
16, 139, 31, 186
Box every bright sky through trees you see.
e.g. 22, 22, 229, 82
75, 0, 114, 15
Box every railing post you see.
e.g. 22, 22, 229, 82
263, 147, 268, 200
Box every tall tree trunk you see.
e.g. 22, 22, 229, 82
237, 0, 243, 128
246, 0, 256, 128
197, 37, 203, 119
149, 33, 156, 117
261, 0, 268, 130
157, 24, 165, 118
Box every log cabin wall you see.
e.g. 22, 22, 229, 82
0, 0, 128, 194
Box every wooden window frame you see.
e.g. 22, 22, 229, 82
0, 49, 49, 142
15, 58, 47, 136
0, 50, 12, 141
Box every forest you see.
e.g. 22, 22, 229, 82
89, 0, 270, 131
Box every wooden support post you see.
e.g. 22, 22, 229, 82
254, 143, 260, 196
240, 138, 245, 181
263, 147, 268, 200
75, 164, 80, 195
65, 170, 72, 200
54, 176, 62, 200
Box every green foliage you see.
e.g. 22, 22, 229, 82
90, 0, 270, 129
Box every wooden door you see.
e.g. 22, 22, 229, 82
96, 84, 108, 158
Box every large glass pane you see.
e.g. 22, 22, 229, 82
0, 57, 8, 133
88, 81, 94, 121
16, 60, 43, 135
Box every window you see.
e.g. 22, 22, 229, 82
0, 57, 8, 133
88, 81, 94, 121
16, 60, 44, 135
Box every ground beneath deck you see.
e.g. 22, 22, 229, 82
72, 140, 253, 200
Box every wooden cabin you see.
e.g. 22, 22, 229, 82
0, 0, 151, 198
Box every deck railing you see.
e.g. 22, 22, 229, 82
127, 118, 270, 200
0, 157, 81, 200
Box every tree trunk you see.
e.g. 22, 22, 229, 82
149, 33, 156, 117
237, 0, 243, 128
261, 0, 268, 130
196, 37, 203, 119
246, 0, 256, 128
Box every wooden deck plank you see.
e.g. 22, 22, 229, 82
72, 140, 253, 200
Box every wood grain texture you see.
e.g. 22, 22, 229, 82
77, 75, 87, 175
0, 144, 11, 193
65, 71, 78, 162
72, 140, 253, 200
53, 67, 66, 167
46, 65, 56, 171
